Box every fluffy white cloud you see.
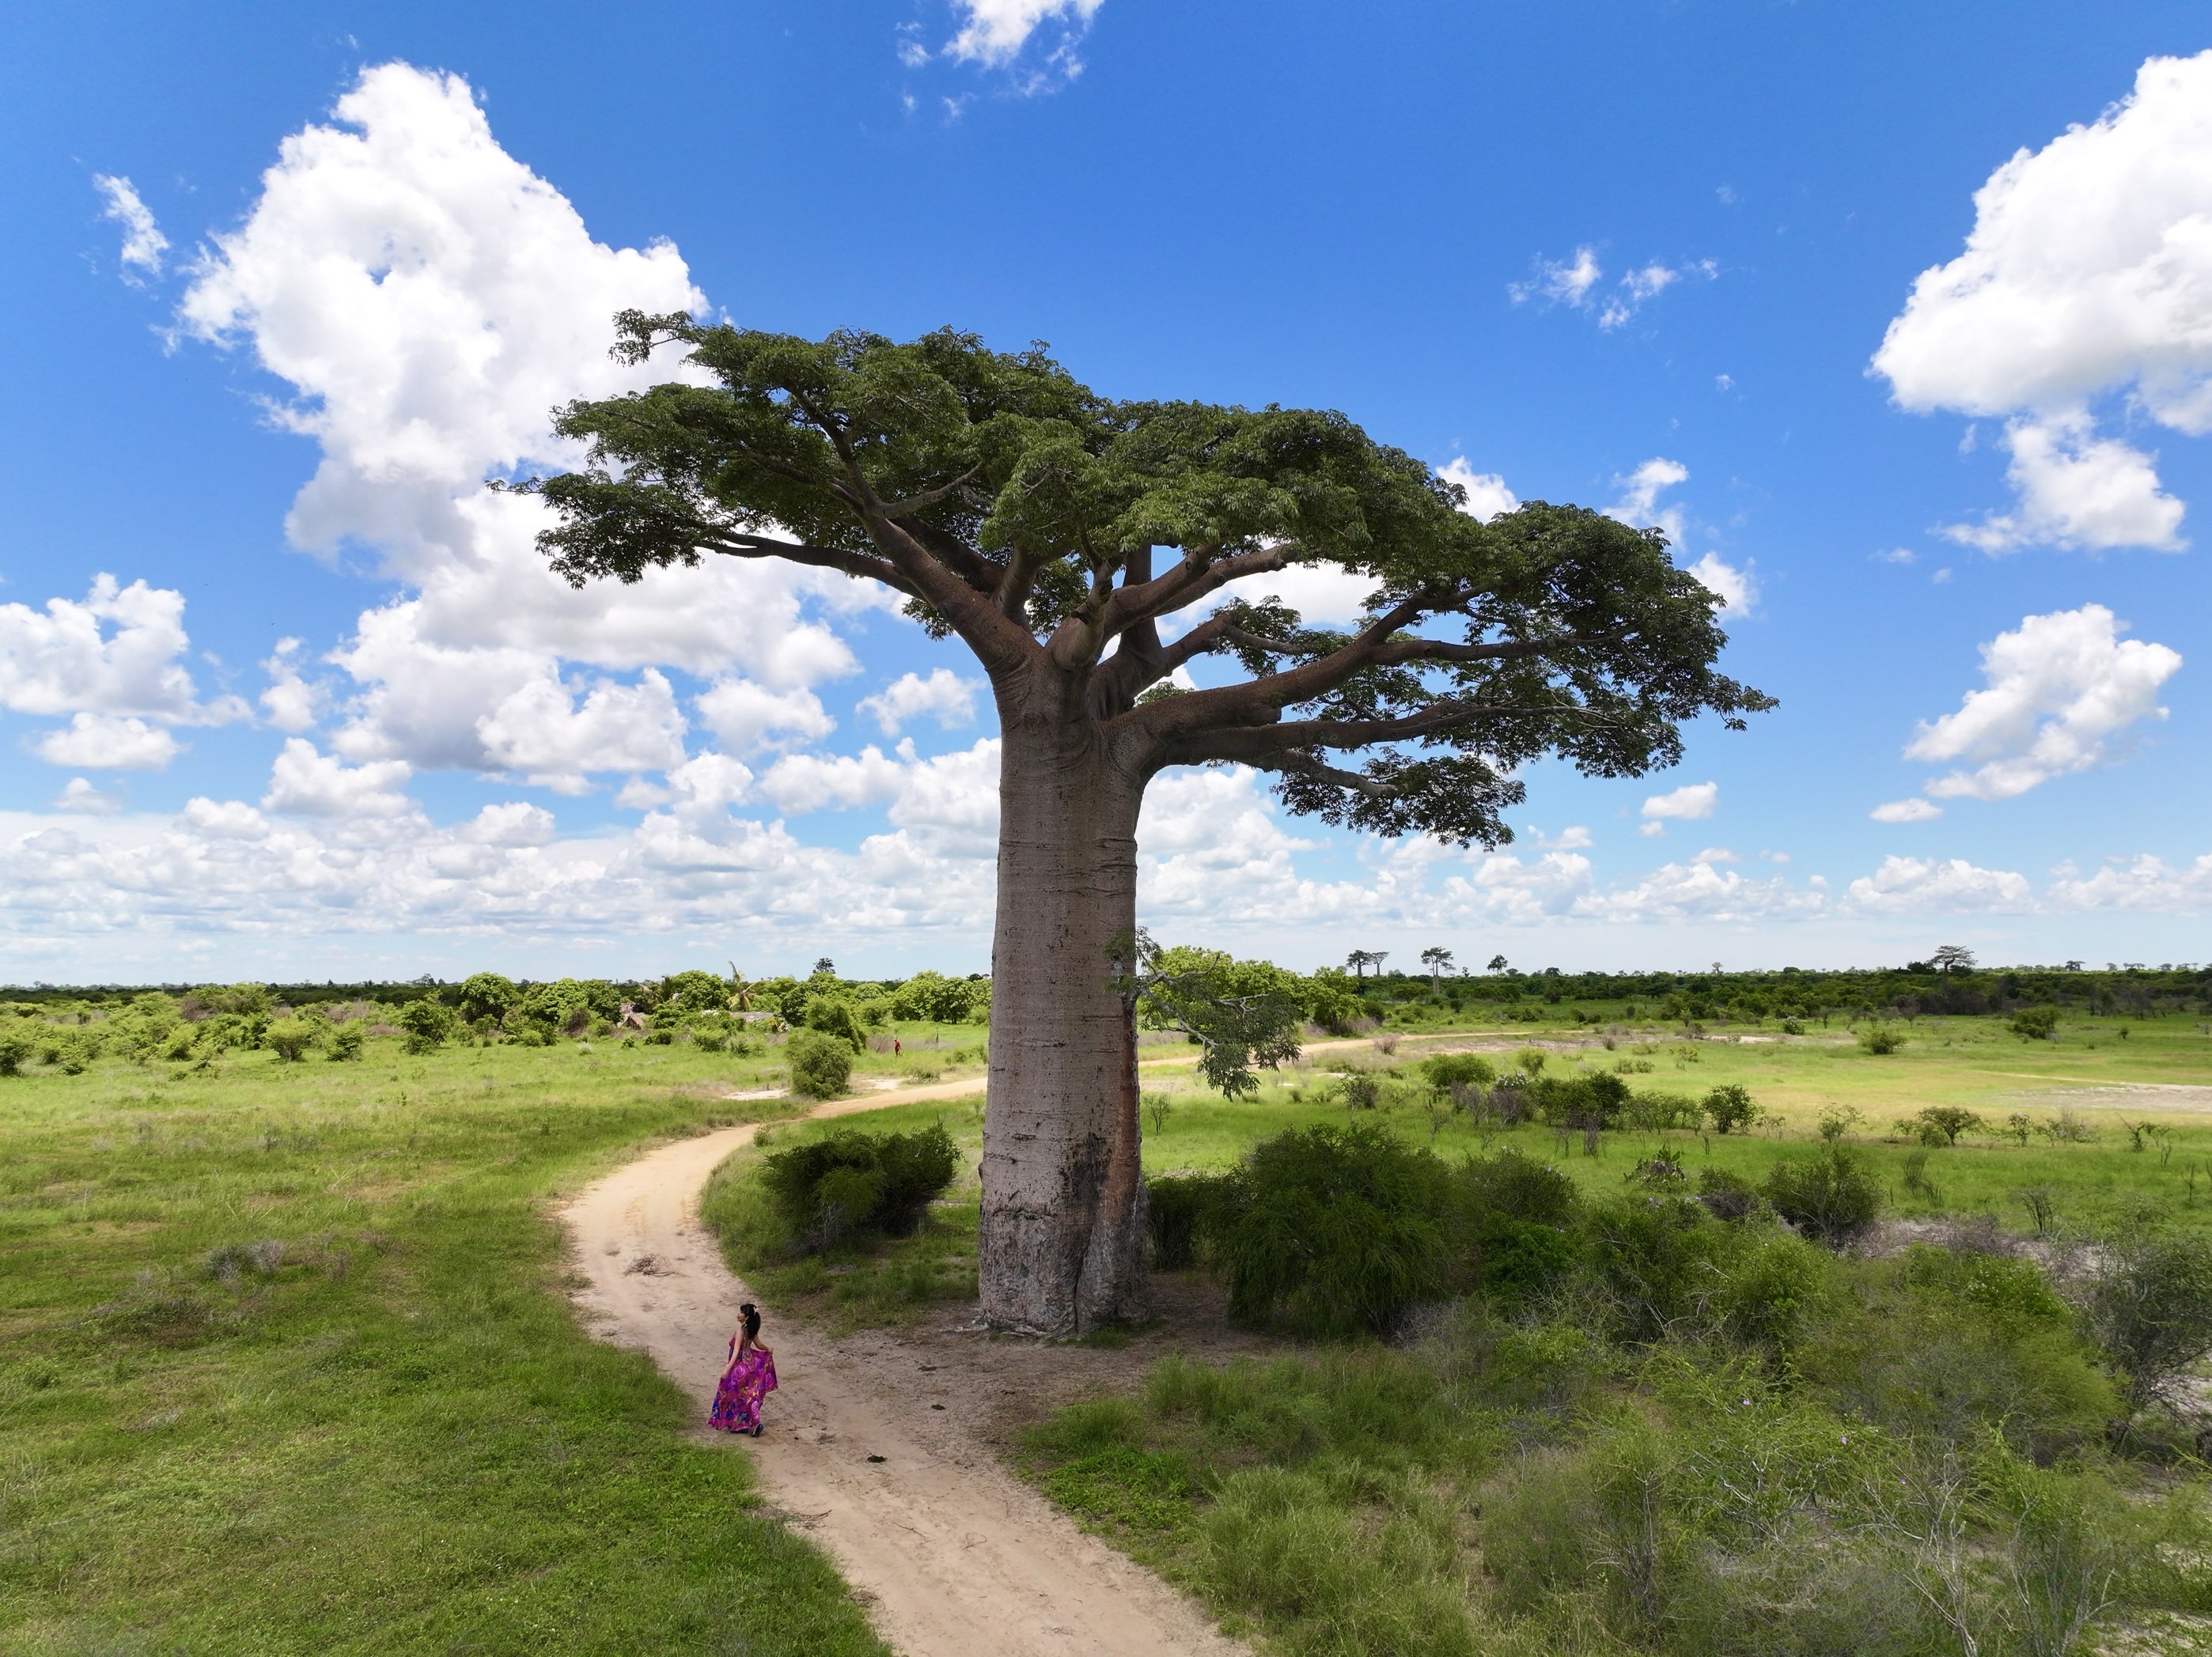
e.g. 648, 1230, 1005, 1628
857, 668, 983, 736
1845, 855, 2033, 914
180, 797, 270, 839
1583, 857, 1823, 924
176, 63, 875, 779
1906, 604, 2180, 800
262, 739, 417, 819
259, 638, 324, 733
1944, 412, 2186, 552
457, 801, 558, 848
2046, 853, 2212, 910
1687, 552, 1757, 619
1642, 781, 1718, 821
0, 575, 238, 724
472, 668, 688, 790
1211, 562, 1378, 627
695, 679, 837, 755
54, 778, 123, 815
1437, 456, 1519, 522
944, 0, 1103, 75
93, 174, 167, 280
1870, 798, 1943, 823
1607, 456, 1691, 551
32, 713, 182, 770
760, 744, 913, 815
1872, 51, 2212, 550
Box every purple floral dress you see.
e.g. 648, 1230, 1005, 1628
710, 1336, 777, 1433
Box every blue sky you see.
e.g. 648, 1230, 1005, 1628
4, 1, 2211, 982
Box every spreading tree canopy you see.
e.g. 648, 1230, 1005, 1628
528, 316, 1771, 1334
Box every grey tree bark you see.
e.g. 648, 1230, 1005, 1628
976, 685, 1153, 1335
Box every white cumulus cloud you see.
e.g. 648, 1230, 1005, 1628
1871, 798, 1944, 823
0, 575, 239, 724
54, 777, 123, 815
175, 63, 873, 781
262, 739, 417, 819
858, 668, 983, 736
1906, 603, 2180, 800
1437, 457, 1519, 523
1872, 51, 2212, 550
1846, 855, 2033, 914
1687, 552, 1758, 619
695, 680, 837, 755
1641, 781, 1718, 821
32, 713, 183, 770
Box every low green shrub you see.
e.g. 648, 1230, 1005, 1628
785, 1028, 854, 1098
1858, 1023, 1905, 1055
0, 1032, 29, 1076
2011, 1004, 2060, 1040
758, 1122, 958, 1254
1763, 1144, 1884, 1247
396, 999, 454, 1055
328, 1022, 366, 1061
1214, 1122, 1453, 1337
1418, 1053, 1495, 1093
263, 1016, 317, 1061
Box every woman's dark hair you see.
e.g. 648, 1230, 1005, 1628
740, 1302, 762, 1342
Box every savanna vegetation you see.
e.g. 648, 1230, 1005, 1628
9, 955, 2212, 1652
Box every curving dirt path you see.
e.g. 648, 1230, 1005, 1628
559, 1089, 1244, 1657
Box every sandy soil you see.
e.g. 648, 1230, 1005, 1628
559, 1087, 1249, 1657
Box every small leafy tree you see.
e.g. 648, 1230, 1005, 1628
396, 999, 456, 1055
328, 1023, 366, 1062
457, 973, 520, 1024
1703, 1083, 1759, 1135
2011, 1005, 2059, 1040
1901, 1106, 1984, 1148
786, 1029, 854, 1099
0, 1033, 30, 1077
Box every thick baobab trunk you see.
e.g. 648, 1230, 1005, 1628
978, 717, 1150, 1335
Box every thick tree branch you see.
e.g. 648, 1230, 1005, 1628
1100, 543, 1284, 639
1130, 585, 1452, 743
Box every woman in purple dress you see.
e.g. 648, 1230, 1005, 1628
710, 1302, 777, 1436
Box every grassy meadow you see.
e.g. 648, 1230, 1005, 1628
10, 975, 2212, 1656
0, 1033, 900, 1656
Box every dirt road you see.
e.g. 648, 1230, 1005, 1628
559, 1094, 1243, 1657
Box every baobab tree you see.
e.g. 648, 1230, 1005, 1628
1345, 948, 1389, 982
1931, 944, 1976, 976
529, 316, 1771, 1334
1421, 946, 1456, 994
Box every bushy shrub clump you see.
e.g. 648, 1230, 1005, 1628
759, 1122, 959, 1254
785, 1028, 854, 1098
1763, 1144, 1884, 1247
0, 1032, 30, 1076
1213, 1122, 1453, 1337
263, 1017, 318, 1062
396, 999, 455, 1055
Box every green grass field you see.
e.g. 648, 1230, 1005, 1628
9, 1004, 2211, 1653
0, 1037, 888, 1655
